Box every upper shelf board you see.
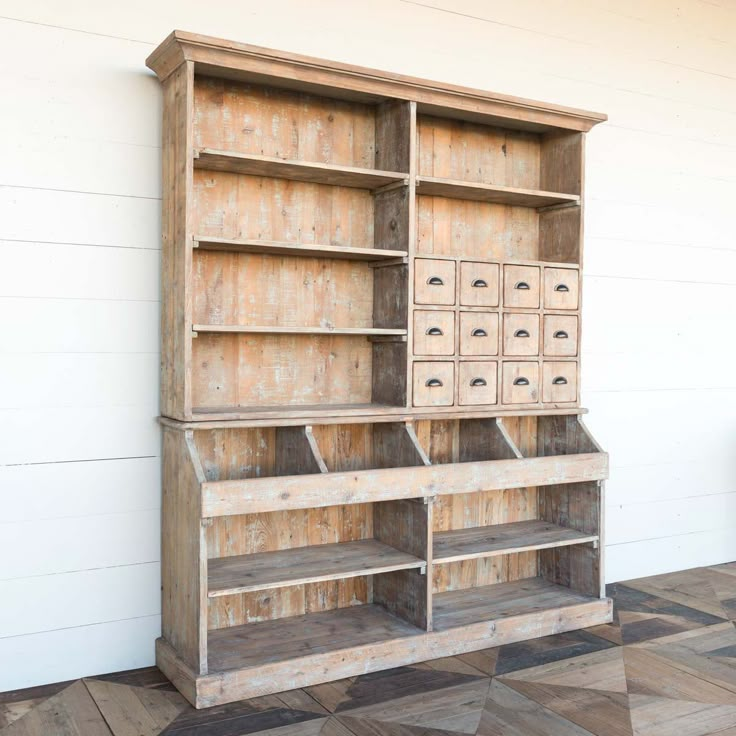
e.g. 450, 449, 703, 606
194, 237, 408, 262
194, 149, 408, 190
416, 176, 580, 208
147, 31, 607, 133
192, 325, 407, 336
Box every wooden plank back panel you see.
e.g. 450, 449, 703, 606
193, 77, 378, 169
417, 116, 541, 188
416, 196, 538, 260
193, 251, 374, 327
192, 171, 374, 248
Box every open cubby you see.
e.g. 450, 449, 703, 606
150, 31, 610, 708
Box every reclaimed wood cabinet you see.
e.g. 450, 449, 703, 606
147, 31, 611, 708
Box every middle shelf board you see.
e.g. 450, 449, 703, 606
194, 237, 408, 262
208, 539, 425, 597
416, 175, 580, 208
192, 325, 407, 337
194, 149, 408, 190
433, 520, 598, 565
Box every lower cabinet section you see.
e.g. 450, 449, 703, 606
159, 414, 609, 708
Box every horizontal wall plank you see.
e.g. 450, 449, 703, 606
0, 563, 160, 637
0, 186, 161, 248
0, 298, 158, 354
0, 407, 160, 465
0, 242, 159, 301
607, 528, 736, 583
0, 511, 160, 579
606, 491, 736, 546
0, 354, 159, 409
0, 615, 160, 692
1, 457, 160, 522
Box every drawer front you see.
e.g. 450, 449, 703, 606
542, 362, 578, 403
503, 313, 540, 356
413, 361, 455, 407
414, 259, 456, 305
459, 261, 499, 307
543, 315, 578, 356
503, 265, 540, 308
458, 361, 498, 405
544, 267, 579, 310
459, 312, 498, 356
502, 362, 539, 404
413, 310, 455, 356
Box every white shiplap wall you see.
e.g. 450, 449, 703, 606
1, 0, 735, 691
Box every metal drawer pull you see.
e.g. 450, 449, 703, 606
470, 377, 487, 387
427, 276, 444, 285
513, 377, 530, 386
471, 328, 487, 337
515, 281, 530, 290
471, 278, 488, 287
552, 376, 568, 385
553, 330, 569, 339
426, 327, 444, 336
554, 283, 570, 292
425, 378, 443, 387
514, 329, 530, 338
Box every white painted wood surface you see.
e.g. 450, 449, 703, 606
0, 0, 734, 692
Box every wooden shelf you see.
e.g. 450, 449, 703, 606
416, 175, 580, 208
208, 604, 423, 671
433, 520, 598, 565
194, 236, 408, 261
192, 325, 407, 336
194, 149, 408, 190
433, 578, 596, 631
208, 539, 425, 597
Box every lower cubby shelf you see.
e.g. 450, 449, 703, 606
433, 520, 598, 564
432, 577, 597, 630
156, 577, 611, 708
208, 539, 425, 596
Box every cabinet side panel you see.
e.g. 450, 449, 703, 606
161, 63, 194, 419
161, 428, 206, 672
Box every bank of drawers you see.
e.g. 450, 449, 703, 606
412, 258, 579, 407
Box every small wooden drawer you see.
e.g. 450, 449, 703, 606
503, 265, 540, 308
414, 258, 456, 305
542, 362, 577, 403
543, 315, 578, 356
413, 310, 455, 356
502, 362, 539, 404
459, 262, 499, 307
458, 361, 498, 405
459, 312, 498, 356
503, 313, 539, 356
413, 361, 455, 406
544, 267, 579, 310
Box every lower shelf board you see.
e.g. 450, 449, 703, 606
432, 577, 597, 630
208, 539, 425, 596
433, 520, 598, 565
207, 603, 424, 671
158, 578, 612, 708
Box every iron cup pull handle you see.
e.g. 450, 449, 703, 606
471, 278, 488, 288
426, 327, 443, 336
513, 377, 530, 386
553, 376, 568, 385
514, 329, 530, 338
515, 281, 530, 290
470, 377, 487, 387
554, 283, 570, 292
427, 276, 444, 286
425, 378, 443, 387
471, 328, 487, 337
553, 330, 569, 339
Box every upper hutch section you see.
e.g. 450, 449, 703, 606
147, 31, 605, 423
